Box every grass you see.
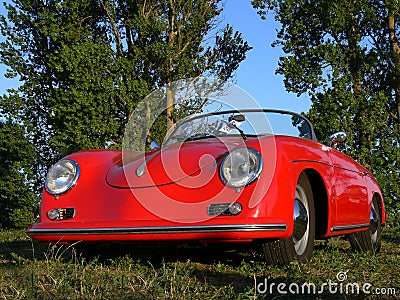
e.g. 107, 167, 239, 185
0, 227, 399, 299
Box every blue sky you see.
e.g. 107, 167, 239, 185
222, 2, 310, 112
0, 1, 311, 113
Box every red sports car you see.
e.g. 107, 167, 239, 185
27, 109, 385, 264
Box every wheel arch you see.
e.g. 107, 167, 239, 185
302, 168, 329, 239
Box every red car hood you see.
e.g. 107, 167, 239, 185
106, 138, 244, 188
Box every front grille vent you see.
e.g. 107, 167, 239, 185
59, 208, 76, 220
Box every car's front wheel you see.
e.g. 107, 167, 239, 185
262, 173, 315, 264
348, 196, 382, 253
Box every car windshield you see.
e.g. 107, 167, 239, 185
163, 109, 315, 146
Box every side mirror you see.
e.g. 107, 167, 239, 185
329, 131, 347, 146
228, 114, 246, 122
150, 140, 160, 150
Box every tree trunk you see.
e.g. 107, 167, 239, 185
166, 0, 177, 130
166, 85, 175, 129
389, 9, 400, 122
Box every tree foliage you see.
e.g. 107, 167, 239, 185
0, 0, 250, 161
253, 0, 400, 219
0, 0, 251, 227
0, 121, 38, 228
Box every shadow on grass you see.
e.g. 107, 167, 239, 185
74, 242, 266, 266
0, 233, 264, 267
0, 239, 36, 261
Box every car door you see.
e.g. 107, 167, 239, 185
328, 148, 369, 226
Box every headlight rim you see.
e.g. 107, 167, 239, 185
44, 158, 80, 195
219, 146, 263, 188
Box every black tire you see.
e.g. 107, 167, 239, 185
262, 237, 295, 265
262, 173, 315, 264
349, 196, 382, 253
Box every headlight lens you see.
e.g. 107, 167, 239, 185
220, 147, 263, 188
45, 159, 80, 195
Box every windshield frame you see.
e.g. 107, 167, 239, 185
164, 109, 317, 145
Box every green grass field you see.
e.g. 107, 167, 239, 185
0, 227, 399, 299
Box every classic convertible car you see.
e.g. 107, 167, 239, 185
27, 109, 385, 264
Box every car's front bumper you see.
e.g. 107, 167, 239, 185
27, 221, 289, 243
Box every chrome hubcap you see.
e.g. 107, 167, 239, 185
293, 198, 308, 242
370, 204, 379, 243
293, 186, 310, 255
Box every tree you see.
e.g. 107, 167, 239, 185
104, 0, 251, 129
0, 120, 38, 228
253, 0, 400, 220
0, 0, 250, 180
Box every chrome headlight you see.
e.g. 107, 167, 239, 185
220, 147, 263, 188
45, 159, 80, 195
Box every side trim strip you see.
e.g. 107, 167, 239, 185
292, 159, 333, 167
330, 223, 370, 232
27, 224, 288, 236
292, 159, 364, 175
